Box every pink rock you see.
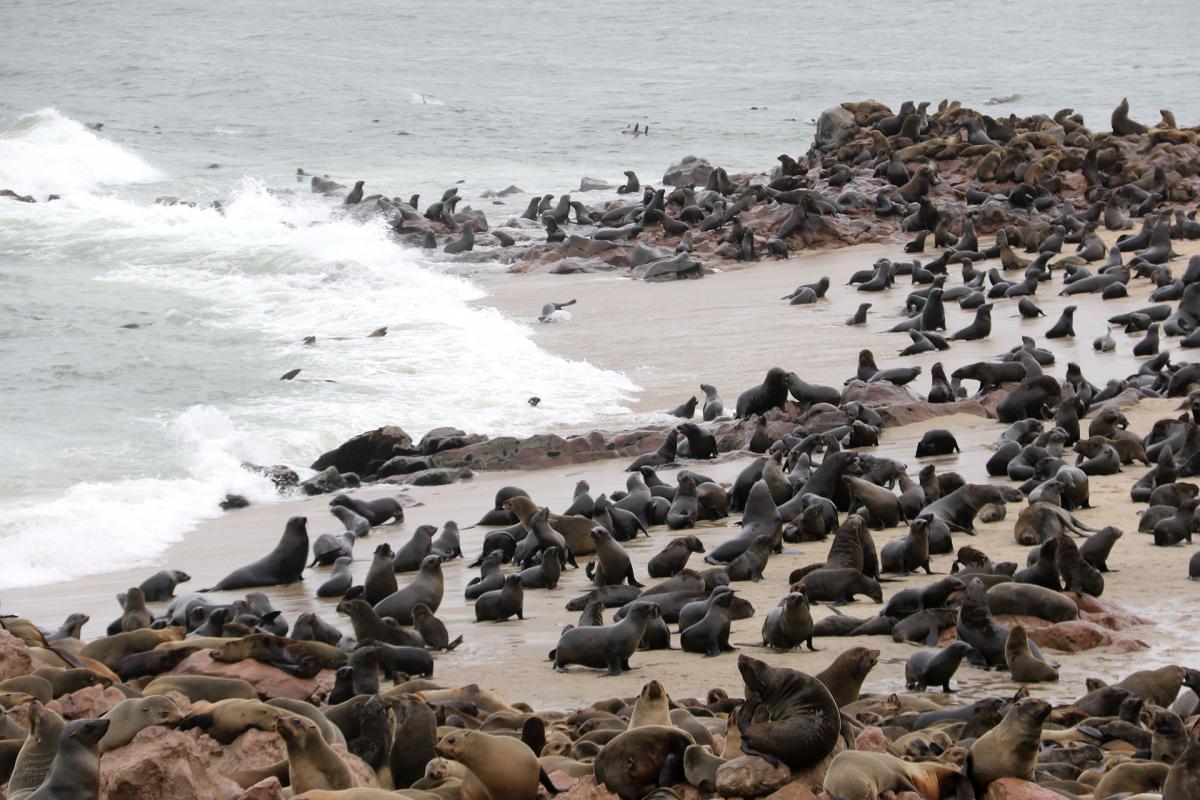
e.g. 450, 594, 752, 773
1026, 620, 1148, 653
234, 777, 285, 800
716, 755, 793, 797
0, 628, 33, 680
1067, 593, 1154, 628
981, 777, 1064, 799
763, 782, 820, 800
217, 729, 286, 774
48, 685, 127, 719
853, 726, 889, 753
330, 743, 379, 789
172, 650, 334, 701
100, 726, 242, 800
553, 776, 620, 800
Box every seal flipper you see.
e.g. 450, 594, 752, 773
444, 635, 464, 651
539, 768, 562, 795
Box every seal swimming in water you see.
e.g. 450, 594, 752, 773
201, 516, 309, 592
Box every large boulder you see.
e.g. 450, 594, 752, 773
1025, 620, 1149, 653
299, 466, 347, 496
663, 156, 714, 187
418, 427, 485, 455
0, 628, 33, 680
48, 685, 127, 719
100, 726, 242, 800
234, 778, 285, 800
310, 426, 415, 474
579, 177, 613, 192
814, 106, 858, 153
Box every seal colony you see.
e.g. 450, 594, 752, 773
6, 97, 1200, 800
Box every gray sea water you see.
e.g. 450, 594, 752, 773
1, 0, 1196, 589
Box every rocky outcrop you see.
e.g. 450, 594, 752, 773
0, 628, 33, 680
715, 755, 791, 797
100, 727, 243, 800
309, 425, 415, 475
662, 156, 714, 187
813, 106, 858, 152
1025, 619, 1149, 653
300, 466, 348, 496
48, 685, 127, 719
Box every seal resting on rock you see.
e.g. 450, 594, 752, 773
734, 654, 840, 769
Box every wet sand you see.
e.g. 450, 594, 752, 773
8, 234, 1200, 711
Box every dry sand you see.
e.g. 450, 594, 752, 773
8, 234, 1200, 712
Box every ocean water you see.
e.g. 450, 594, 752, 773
0, 0, 1195, 590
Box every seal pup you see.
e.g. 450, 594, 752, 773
905, 641, 972, 692
474, 574, 524, 622
648, 535, 704, 578
761, 591, 815, 651
201, 516, 308, 591
680, 590, 735, 656
551, 601, 659, 675
699, 384, 724, 420
138, 569, 191, 601
1005, 624, 1058, 682
586, 528, 642, 586
316, 557, 353, 598
846, 302, 871, 326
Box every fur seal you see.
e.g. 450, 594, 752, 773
337, 598, 423, 648
7, 702, 66, 797
365, 543, 398, 604
735, 655, 839, 769
1079, 526, 1121, 572
1055, 533, 1104, 595
329, 494, 404, 526
374, 555, 444, 625
816, 646, 879, 706
21, 718, 110, 800
761, 591, 815, 651
435, 728, 557, 800
824, 751, 969, 800
587, 528, 641, 586
965, 697, 1051, 793
1005, 624, 1058, 683
474, 574, 524, 621
735, 367, 791, 418
551, 602, 659, 674
393, 525, 435, 572
201, 516, 309, 591
518, 546, 561, 589
411, 604, 461, 651
648, 535, 705, 577
331, 504, 371, 536
138, 569, 191, 601
594, 725, 692, 800
317, 556, 353, 598
276, 715, 357, 793
915, 429, 960, 457
880, 518, 933, 575
905, 641, 973, 692
680, 590, 735, 655
700, 384, 724, 420
956, 578, 1010, 666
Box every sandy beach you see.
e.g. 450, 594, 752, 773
9, 233, 1200, 712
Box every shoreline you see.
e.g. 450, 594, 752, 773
8, 225, 1200, 709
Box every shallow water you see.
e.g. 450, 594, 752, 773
1, 0, 1197, 588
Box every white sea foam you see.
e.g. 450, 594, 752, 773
0, 108, 161, 196
0, 117, 641, 590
